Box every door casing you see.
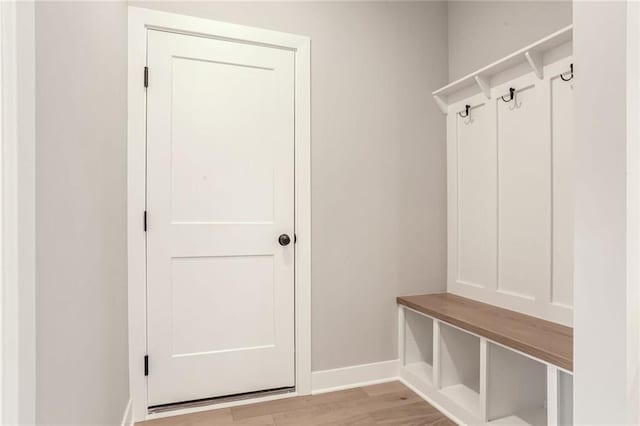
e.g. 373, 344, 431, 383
127, 7, 311, 422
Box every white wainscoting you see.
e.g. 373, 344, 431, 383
446, 51, 574, 326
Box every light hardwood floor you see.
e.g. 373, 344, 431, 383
137, 381, 456, 426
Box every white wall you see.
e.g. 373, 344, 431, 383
35, 2, 130, 425
2, 2, 36, 424
629, 3, 640, 422
16, 1, 36, 420
34, 1, 448, 423
573, 1, 640, 423
447, 0, 572, 80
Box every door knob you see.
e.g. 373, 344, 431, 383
278, 234, 291, 246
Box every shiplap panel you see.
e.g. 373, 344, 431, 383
457, 103, 497, 289
551, 75, 574, 308
497, 84, 551, 301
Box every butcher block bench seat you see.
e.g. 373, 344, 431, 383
397, 293, 573, 371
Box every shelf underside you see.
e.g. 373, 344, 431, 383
489, 406, 547, 426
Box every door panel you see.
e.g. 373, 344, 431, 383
170, 55, 277, 224
146, 30, 295, 406
170, 255, 275, 356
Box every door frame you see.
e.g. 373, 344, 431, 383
127, 7, 311, 422
0, 1, 36, 424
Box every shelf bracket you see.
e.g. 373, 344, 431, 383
525, 50, 544, 79
433, 95, 448, 115
474, 76, 491, 99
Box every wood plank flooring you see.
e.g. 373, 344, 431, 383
137, 381, 455, 426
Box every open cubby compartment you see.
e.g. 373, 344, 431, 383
487, 342, 547, 425
438, 322, 481, 416
403, 309, 434, 384
556, 370, 573, 425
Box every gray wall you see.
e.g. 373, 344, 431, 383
35, 2, 448, 424
130, 0, 448, 373
35, 2, 129, 425
447, 0, 572, 80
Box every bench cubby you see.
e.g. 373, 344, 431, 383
439, 323, 481, 416
403, 308, 435, 384
486, 343, 547, 425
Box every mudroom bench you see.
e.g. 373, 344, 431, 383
397, 293, 573, 425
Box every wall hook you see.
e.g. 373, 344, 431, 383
501, 88, 515, 103
458, 104, 471, 118
560, 63, 573, 82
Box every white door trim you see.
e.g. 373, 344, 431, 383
0, 1, 36, 424
127, 7, 311, 422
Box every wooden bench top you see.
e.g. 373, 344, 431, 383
397, 293, 573, 371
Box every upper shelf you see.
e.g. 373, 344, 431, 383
432, 25, 572, 113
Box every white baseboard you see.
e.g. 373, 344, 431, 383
311, 359, 400, 394
121, 398, 133, 426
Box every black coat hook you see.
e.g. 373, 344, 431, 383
458, 104, 471, 118
501, 88, 515, 103
560, 63, 573, 82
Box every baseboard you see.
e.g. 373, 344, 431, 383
311, 359, 400, 394
121, 398, 133, 426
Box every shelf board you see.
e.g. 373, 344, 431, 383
489, 406, 547, 426
404, 362, 433, 385
432, 25, 572, 109
440, 383, 480, 416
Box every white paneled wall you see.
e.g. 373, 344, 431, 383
497, 79, 550, 302
447, 53, 574, 326
457, 101, 496, 290
550, 72, 574, 309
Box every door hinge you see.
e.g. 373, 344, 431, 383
144, 66, 149, 88
143, 210, 147, 232
144, 355, 149, 376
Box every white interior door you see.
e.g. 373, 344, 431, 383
146, 29, 295, 407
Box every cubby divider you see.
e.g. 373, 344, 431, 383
557, 370, 573, 426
